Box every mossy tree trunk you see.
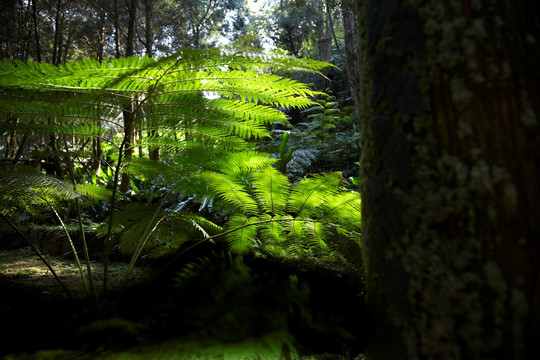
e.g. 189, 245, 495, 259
357, 1, 539, 359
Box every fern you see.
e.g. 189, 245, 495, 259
0, 165, 79, 219
202, 166, 361, 265
98, 202, 223, 257
0, 48, 336, 296
251, 166, 290, 216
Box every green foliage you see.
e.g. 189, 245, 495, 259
277, 132, 294, 173
98, 202, 222, 258
0, 48, 349, 298
0, 164, 79, 219
303, 95, 342, 141
0, 48, 328, 181
203, 166, 361, 263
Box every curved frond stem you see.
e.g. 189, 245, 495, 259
162, 217, 355, 269
62, 138, 97, 302
39, 192, 90, 298
295, 181, 325, 215
121, 173, 196, 289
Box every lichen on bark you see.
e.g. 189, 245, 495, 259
359, 0, 537, 359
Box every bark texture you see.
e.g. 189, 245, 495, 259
358, 1, 540, 359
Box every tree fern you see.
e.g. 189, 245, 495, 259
0, 48, 337, 295
287, 172, 342, 217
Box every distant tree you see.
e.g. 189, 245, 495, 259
0, 0, 33, 61
356, 1, 540, 359
339, 0, 360, 118
162, 0, 247, 50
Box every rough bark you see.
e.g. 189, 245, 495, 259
96, 9, 105, 62
119, 103, 135, 193
113, 0, 121, 58
358, 1, 540, 359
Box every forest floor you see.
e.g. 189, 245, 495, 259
0, 247, 366, 360
0, 247, 153, 299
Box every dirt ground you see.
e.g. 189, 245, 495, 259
0, 247, 154, 299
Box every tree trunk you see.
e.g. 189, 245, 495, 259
358, 1, 540, 359
120, 0, 138, 192
340, 0, 360, 119
144, 0, 153, 57
144, 0, 159, 160
96, 9, 105, 62
113, 0, 121, 58
125, 0, 137, 57
317, 5, 332, 90
119, 103, 135, 193
52, 0, 63, 65
31, 0, 41, 62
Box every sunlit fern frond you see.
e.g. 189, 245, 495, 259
210, 150, 276, 177
202, 172, 259, 215
0, 48, 327, 149
287, 172, 343, 217
320, 191, 362, 232
0, 164, 79, 218
204, 166, 361, 265
76, 183, 113, 201
226, 214, 260, 254
251, 166, 290, 216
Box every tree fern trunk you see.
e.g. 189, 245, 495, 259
358, 1, 540, 359
120, 103, 134, 193
120, 0, 138, 192
91, 119, 102, 175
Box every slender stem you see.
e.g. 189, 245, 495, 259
62, 138, 97, 301
74, 198, 96, 301
103, 134, 128, 295
41, 194, 90, 297
121, 174, 192, 288
0, 212, 71, 298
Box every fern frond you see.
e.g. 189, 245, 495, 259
251, 166, 290, 216
203, 172, 258, 215
258, 214, 285, 244
287, 172, 343, 217
210, 151, 276, 177
226, 214, 259, 254
76, 183, 113, 201
320, 191, 362, 231
166, 210, 223, 239
304, 220, 328, 251
0, 165, 79, 218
